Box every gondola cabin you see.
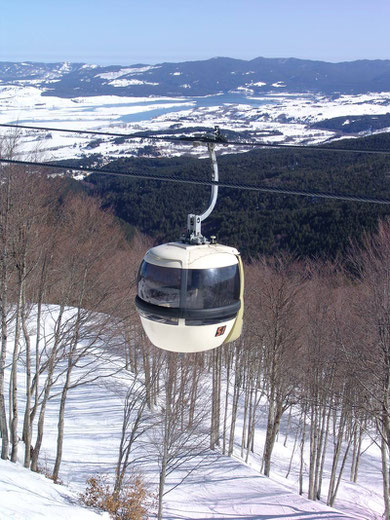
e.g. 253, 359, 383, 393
135, 241, 244, 353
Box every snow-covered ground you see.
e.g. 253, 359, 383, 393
0, 305, 384, 519
1, 84, 390, 162
0, 365, 367, 520
0, 459, 108, 519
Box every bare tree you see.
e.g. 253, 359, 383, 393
151, 353, 209, 520
114, 377, 154, 495
302, 265, 342, 501
0, 149, 18, 460
247, 256, 305, 477
0, 150, 56, 462
210, 347, 222, 450
341, 220, 390, 519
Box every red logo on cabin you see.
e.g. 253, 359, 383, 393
215, 326, 226, 337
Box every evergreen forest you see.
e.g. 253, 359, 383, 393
84, 132, 390, 260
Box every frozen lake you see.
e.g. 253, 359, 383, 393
120, 93, 279, 122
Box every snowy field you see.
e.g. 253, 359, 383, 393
1, 84, 390, 161
0, 306, 384, 519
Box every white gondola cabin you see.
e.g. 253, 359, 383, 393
135, 241, 244, 352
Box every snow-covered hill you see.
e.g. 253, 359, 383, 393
0, 459, 107, 519
1, 305, 383, 519
0, 367, 368, 520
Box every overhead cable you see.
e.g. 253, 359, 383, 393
1, 157, 390, 205
1, 123, 390, 156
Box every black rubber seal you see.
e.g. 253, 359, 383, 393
135, 295, 240, 320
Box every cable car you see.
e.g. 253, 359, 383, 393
135, 130, 244, 353
135, 241, 244, 352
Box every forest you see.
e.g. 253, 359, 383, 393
1, 133, 390, 518
83, 132, 390, 261
311, 112, 390, 134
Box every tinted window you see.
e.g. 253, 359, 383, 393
186, 265, 240, 309
137, 261, 181, 307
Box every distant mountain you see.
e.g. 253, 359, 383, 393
1, 57, 390, 97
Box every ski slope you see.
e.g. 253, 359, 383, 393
0, 305, 383, 519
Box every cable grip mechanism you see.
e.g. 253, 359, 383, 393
184, 128, 224, 244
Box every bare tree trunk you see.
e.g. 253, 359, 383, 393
308, 401, 318, 499
52, 264, 89, 482
31, 378, 51, 472
329, 430, 353, 507
151, 349, 161, 409
10, 270, 25, 462
299, 406, 307, 495
222, 347, 232, 455
29, 296, 43, 430
124, 322, 131, 372
142, 341, 152, 409
263, 397, 284, 477
0, 294, 9, 460
283, 406, 293, 447
0, 167, 11, 461
327, 409, 347, 506
241, 376, 251, 458
31, 305, 64, 472
188, 357, 200, 428
52, 351, 73, 481
114, 384, 149, 494
228, 348, 241, 456
158, 450, 168, 520
316, 403, 331, 500
22, 302, 32, 468
245, 380, 256, 453
308, 392, 329, 501
210, 348, 221, 450
351, 422, 363, 483
350, 422, 358, 483
381, 432, 390, 520
286, 410, 302, 479
157, 353, 173, 520
29, 255, 50, 434
246, 381, 262, 463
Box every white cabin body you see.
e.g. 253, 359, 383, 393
136, 241, 244, 353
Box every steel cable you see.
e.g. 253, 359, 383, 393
1, 123, 390, 155
1, 157, 390, 205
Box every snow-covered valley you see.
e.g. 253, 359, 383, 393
1, 81, 390, 162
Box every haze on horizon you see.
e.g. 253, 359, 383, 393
0, 0, 389, 66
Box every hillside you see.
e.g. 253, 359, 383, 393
1, 313, 374, 519
0, 460, 107, 520
84, 133, 390, 260
312, 113, 390, 134
0, 169, 386, 519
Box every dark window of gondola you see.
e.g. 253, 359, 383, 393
186, 264, 240, 310
137, 261, 181, 307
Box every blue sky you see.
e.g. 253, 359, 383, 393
1, 0, 389, 65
